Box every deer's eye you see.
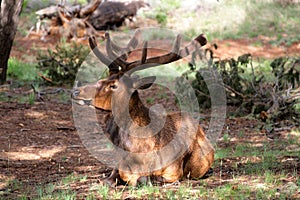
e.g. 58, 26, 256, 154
110, 84, 117, 89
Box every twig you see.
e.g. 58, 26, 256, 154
57, 126, 76, 131
195, 89, 210, 98
38, 72, 53, 83
31, 84, 44, 101
274, 126, 294, 132
31, 84, 67, 101
222, 83, 246, 99
25, 26, 35, 38
249, 56, 259, 94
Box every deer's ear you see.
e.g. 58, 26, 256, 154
133, 76, 156, 90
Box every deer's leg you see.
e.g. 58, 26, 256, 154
183, 135, 214, 179
119, 170, 141, 186
158, 160, 183, 184
184, 149, 214, 179
136, 176, 149, 185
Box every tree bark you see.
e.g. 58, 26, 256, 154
0, 0, 23, 84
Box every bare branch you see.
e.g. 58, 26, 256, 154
79, 0, 102, 17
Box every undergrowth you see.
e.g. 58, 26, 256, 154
7, 58, 39, 81
184, 52, 300, 121
37, 41, 89, 86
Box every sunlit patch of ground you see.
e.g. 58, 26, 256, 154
0, 146, 66, 161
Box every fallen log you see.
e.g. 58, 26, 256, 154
35, 0, 149, 40
88, 0, 149, 30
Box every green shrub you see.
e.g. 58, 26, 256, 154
37, 41, 89, 86
155, 11, 168, 25
7, 58, 40, 82
187, 53, 299, 119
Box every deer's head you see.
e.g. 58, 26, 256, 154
72, 72, 156, 110
72, 30, 207, 111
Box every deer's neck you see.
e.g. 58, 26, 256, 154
128, 91, 151, 126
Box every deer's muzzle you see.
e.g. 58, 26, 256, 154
71, 89, 93, 106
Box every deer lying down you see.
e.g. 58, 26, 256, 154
72, 31, 214, 186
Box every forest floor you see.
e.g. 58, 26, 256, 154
0, 97, 299, 199
0, 31, 299, 199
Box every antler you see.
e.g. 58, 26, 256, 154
89, 30, 207, 75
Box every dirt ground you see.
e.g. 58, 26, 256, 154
10, 32, 300, 62
0, 100, 105, 196
0, 31, 299, 198
0, 98, 299, 198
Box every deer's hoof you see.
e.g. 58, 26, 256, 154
103, 177, 117, 187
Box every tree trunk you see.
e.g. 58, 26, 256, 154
0, 0, 23, 84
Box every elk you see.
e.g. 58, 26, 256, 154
72, 30, 215, 186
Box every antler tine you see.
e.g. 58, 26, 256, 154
126, 29, 142, 51
141, 41, 148, 64
172, 34, 182, 55
104, 32, 116, 58
108, 29, 142, 53
179, 34, 207, 57
105, 32, 128, 70
121, 29, 142, 61
89, 36, 119, 73
104, 30, 142, 61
